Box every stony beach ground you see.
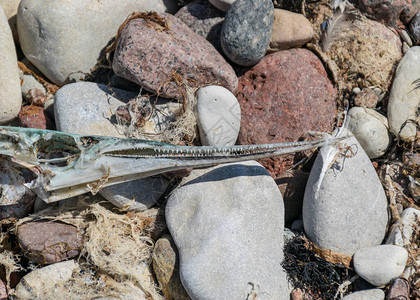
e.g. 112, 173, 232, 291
0, 0, 418, 299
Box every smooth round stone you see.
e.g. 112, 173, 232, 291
54, 82, 136, 137
303, 129, 388, 256
386, 207, 420, 247
0, 6, 21, 124
347, 107, 392, 159
209, 0, 235, 11
166, 161, 290, 300
388, 46, 420, 142
353, 245, 408, 286
196, 85, 241, 146
221, 0, 274, 66
99, 177, 169, 211
17, 0, 176, 86
341, 289, 385, 300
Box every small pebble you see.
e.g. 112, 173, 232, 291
352, 87, 361, 94
353, 245, 408, 287
342, 289, 385, 300
353, 88, 378, 108
386, 207, 420, 247
209, 0, 235, 11
402, 41, 410, 54
400, 30, 413, 46
386, 277, 410, 300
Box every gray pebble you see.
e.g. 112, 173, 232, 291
342, 289, 385, 300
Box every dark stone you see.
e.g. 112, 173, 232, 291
221, 0, 274, 66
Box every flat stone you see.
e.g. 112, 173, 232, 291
386, 207, 420, 247
14, 260, 78, 299
54, 82, 136, 137
268, 9, 313, 52
303, 129, 388, 256
166, 161, 290, 300
175, 0, 224, 53
342, 289, 385, 300
113, 13, 237, 99
221, 0, 274, 66
17, 0, 176, 86
0, 6, 21, 124
347, 107, 392, 159
196, 85, 241, 146
17, 221, 83, 265
353, 245, 408, 287
99, 177, 169, 211
388, 46, 420, 142
152, 235, 191, 300
209, 0, 235, 11
235, 49, 337, 177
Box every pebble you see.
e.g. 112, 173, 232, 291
347, 107, 392, 159
386, 207, 420, 247
399, 30, 413, 47
303, 129, 388, 256
166, 161, 290, 300
99, 177, 169, 211
14, 260, 78, 299
342, 289, 385, 300
19, 71, 48, 102
0, 6, 21, 124
196, 85, 241, 146
221, 0, 274, 66
18, 105, 53, 129
112, 12, 237, 99
235, 49, 337, 177
0, 0, 19, 42
17, 221, 83, 265
353, 88, 379, 108
268, 9, 314, 52
402, 41, 410, 54
152, 235, 191, 300
388, 46, 420, 142
209, 0, 235, 11
386, 277, 410, 299
353, 245, 408, 287
54, 82, 136, 137
17, 0, 176, 86
409, 11, 420, 42
175, 0, 225, 53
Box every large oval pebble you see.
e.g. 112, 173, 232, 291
388, 46, 420, 142
303, 129, 388, 256
196, 85, 241, 146
221, 0, 274, 66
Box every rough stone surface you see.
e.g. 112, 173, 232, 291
268, 9, 313, 52
14, 260, 78, 299
196, 85, 241, 146
409, 12, 420, 42
99, 177, 169, 211
175, 0, 224, 53
235, 49, 337, 177
209, 0, 235, 11
353, 245, 408, 286
342, 289, 385, 300
18, 105, 53, 129
0, 6, 21, 124
0, 0, 19, 41
152, 235, 191, 300
221, 0, 274, 66
276, 169, 309, 223
17, 0, 176, 86
347, 107, 392, 159
113, 13, 237, 99
386, 207, 420, 247
54, 82, 136, 137
353, 88, 379, 108
166, 161, 290, 300
357, 0, 420, 28
17, 221, 83, 265
303, 130, 388, 256
386, 277, 410, 299
388, 46, 420, 142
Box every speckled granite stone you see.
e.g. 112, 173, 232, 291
175, 0, 224, 53
113, 13, 237, 99
221, 0, 274, 66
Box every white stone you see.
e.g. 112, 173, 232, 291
386, 207, 420, 247
342, 289, 385, 300
196, 85, 241, 146
17, 0, 178, 86
15, 260, 78, 299
0, 0, 19, 41
0, 6, 21, 124
388, 46, 420, 142
303, 129, 388, 256
347, 107, 392, 159
209, 0, 236, 11
166, 161, 290, 300
353, 245, 408, 286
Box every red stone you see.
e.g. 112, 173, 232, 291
235, 49, 337, 177
18, 105, 53, 130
